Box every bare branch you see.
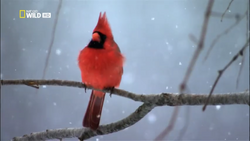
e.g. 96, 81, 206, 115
154, 106, 179, 141
237, 4, 250, 89
176, 106, 190, 140
211, 11, 241, 19
174, 1, 214, 140
236, 53, 245, 89
221, 0, 234, 22
202, 37, 250, 111
12, 103, 155, 141
1, 79, 249, 106
41, 0, 62, 80
203, 10, 247, 62
180, 0, 214, 93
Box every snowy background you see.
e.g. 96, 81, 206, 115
1, 0, 249, 140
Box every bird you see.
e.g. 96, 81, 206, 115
78, 12, 125, 130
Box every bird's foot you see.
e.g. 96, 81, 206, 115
83, 83, 87, 93
105, 87, 115, 97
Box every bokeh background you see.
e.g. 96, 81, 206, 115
1, 0, 249, 140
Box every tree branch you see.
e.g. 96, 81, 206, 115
1, 79, 248, 141
12, 103, 155, 141
202, 36, 250, 111
42, 0, 62, 80
221, 0, 234, 22
1, 79, 249, 106
179, 0, 214, 93
204, 9, 247, 62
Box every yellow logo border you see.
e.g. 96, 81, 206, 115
19, 10, 25, 18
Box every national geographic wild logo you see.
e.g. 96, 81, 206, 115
19, 10, 51, 18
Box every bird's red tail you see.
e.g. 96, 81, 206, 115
83, 90, 105, 130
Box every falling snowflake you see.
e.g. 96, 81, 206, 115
151, 17, 155, 20
179, 62, 182, 65
147, 113, 157, 124
215, 105, 221, 110
56, 49, 61, 55
53, 102, 57, 106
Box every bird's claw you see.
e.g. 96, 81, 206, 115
107, 87, 115, 97
83, 84, 87, 93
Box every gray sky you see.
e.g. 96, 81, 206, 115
1, 0, 249, 140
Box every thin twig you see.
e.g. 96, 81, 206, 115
203, 10, 247, 62
174, 2, 214, 141
154, 106, 179, 141
154, 2, 215, 139
236, 53, 245, 89
179, 0, 214, 93
237, 4, 250, 89
175, 2, 214, 139
221, 0, 234, 22
41, 0, 62, 80
211, 11, 241, 19
176, 106, 190, 140
202, 37, 250, 111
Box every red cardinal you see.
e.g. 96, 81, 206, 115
78, 12, 125, 130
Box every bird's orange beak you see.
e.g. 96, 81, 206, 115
92, 33, 101, 42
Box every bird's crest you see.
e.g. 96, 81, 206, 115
93, 12, 113, 39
